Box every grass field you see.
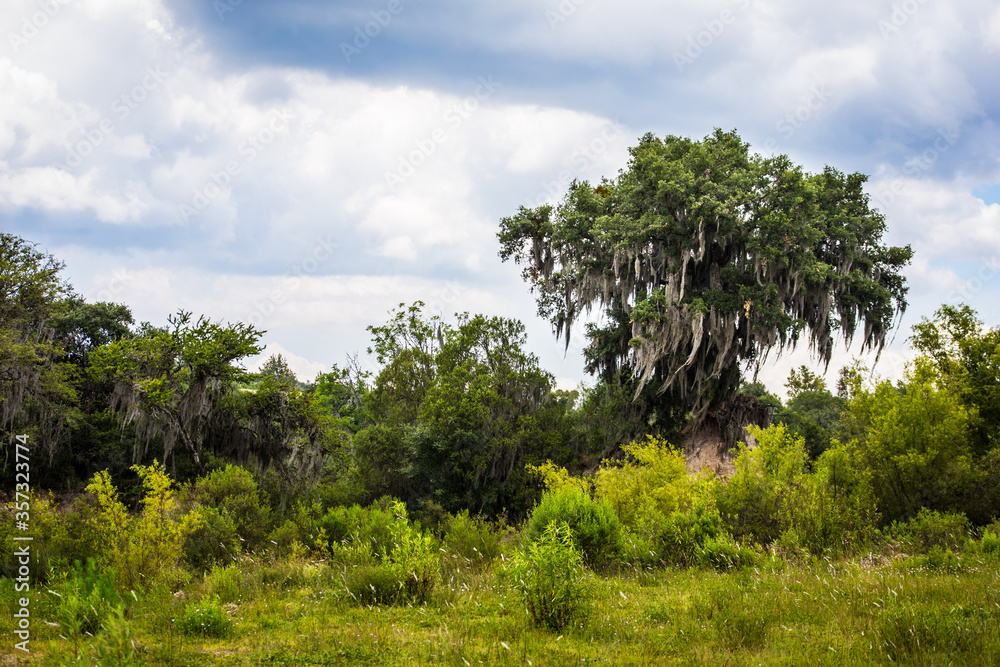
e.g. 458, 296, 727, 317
5, 551, 1000, 666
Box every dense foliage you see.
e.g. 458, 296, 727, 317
498, 130, 912, 425
2, 121, 999, 663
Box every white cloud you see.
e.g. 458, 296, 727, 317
6, 0, 1000, 394
987, 5, 1000, 50
247, 342, 327, 382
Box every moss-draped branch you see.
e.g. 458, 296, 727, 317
499, 130, 912, 422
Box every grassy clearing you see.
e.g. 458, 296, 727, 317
5, 553, 999, 666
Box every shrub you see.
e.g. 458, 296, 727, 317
266, 520, 303, 557
335, 500, 437, 604
184, 507, 239, 571
85, 605, 143, 667
788, 440, 880, 555
506, 522, 589, 631
441, 509, 509, 567
699, 534, 758, 570
0, 493, 99, 580
86, 463, 200, 592
526, 486, 624, 569
716, 424, 808, 545
983, 520, 1000, 556
190, 464, 270, 551
385, 500, 437, 603
594, 436, 693, 529
203, 562, 260, 604
179, 596, 232, 638
655, 502, 726, 567
342, 565, 403, 605
716, 425, 880, 556
53, 559, 129, 655
894, 508, 971, 553
318, 498, 398, 562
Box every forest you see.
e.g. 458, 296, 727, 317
2, 132, 999, 665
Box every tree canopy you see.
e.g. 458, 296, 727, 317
499, 130, 912, 424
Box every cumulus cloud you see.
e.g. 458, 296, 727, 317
4, 0, 1000, 395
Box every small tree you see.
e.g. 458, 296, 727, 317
840, 361, 975, 524
87, 463, 200, 591
91, 311, 263, 474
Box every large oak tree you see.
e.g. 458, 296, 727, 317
499, 130, 912, 424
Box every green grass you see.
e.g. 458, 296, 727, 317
4, 553, 1000, 666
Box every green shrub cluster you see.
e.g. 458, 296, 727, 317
53, 559, 130, 655
717, 425, 879, 556
526, 486, 624, 569
441, 509, 509, 567
338, 500, 437, 605
505, 522, 590, 631
892, 508, 971, 553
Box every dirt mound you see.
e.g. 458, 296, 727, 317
682, 394, 771, 478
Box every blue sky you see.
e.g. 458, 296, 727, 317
2, 0, 999, 395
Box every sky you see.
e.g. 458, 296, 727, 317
2, 0, 999, 397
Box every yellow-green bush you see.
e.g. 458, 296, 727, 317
86, 463, 200, 592
441, 509, 510, 567
594, 436, 694, 528
717, 424, 879, 555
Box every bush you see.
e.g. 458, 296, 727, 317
84, 605, 143, 667
716, 424, 808, 545
699, 534, 758, 571
441, 509, 509, 567
265, 519, 303, 557
894, 508, 971, 553
716, 425, 879, 556
983, 520, 1000, 556
505, 522, 589, 631
342, 565, 404, 605
594, 436, 692, 529
526, 486, 624, 569
203, 562, 260, 604
334, 500, 437, 605
87, 463, 201, 592
318, 498, 398, 562
384, 500, 437, 603
0, 493, 99, 580
184, 507, 240, 571
179, 596, 232, 638
654, 502, 726, 567
190, 464, 270, 551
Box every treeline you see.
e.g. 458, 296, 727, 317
1, 233, 638, 518
2, 231, 999, 557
